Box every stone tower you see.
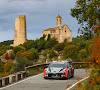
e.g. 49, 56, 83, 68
56, 14, 62, 28
14, 15, 27, 47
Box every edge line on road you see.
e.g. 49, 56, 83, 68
0, 73, 43, 90
66, 76, 89, 90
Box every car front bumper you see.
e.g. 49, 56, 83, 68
44, 73, 67, 79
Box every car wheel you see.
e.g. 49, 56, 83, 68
44, 77, 47, 79
71, 70, 74, 77
67, 71, 70, 79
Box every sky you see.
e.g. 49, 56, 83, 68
0, 0, 80, 42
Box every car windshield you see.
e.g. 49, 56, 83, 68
49, 63, 66, 68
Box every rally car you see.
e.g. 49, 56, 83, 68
44, 60, 74, 79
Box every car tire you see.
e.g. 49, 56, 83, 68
67, 71, 70, 79
44, 77, 47, 79
71, 70, 74, 77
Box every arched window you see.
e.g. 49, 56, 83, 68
57, 19, 58, 25
60, 19, 61, 24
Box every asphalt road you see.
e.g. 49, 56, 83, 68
0, 69, 89, 90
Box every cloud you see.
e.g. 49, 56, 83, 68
0, 0, 78, 42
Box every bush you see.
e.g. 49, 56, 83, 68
9, 51, 15, 60
64, 45, 78, 59
15, 57, 33, 72
43, 49, 58, 59
13, 46, 26, 54
28, 48, 39, 60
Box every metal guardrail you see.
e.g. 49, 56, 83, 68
72, 62, 92, 64
25, 63, 49, 71
0, 71, 26, 88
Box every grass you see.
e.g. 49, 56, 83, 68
71, 79, 89, 90
27, 66, 47, 76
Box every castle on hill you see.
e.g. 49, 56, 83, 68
42, 15, 72, 43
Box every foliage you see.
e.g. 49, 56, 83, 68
71, 0, 100, 89
44, 37, 58, 49
28, 48, 39, 60
0, 45, 12, 56
79, 49, 87, 59
47, 34, 51, 41
43, 49, 58, 59
9, 51, 15, 60
0, 40, 13, 47
15, 57, 33, 72
71, 0, 100, 29
3, 60, 15, 76
63, 45, 78, 59
54, 43, 64, 52
0, 59, 4, 73
13, 45, 26, 54
4, 53, 9, 60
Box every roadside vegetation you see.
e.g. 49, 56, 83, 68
0, 34, 93, 78
70, 0, 100, 89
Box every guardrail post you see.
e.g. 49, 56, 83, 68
2, 78, 5, 86
9, 75, 13, 84
16, 74, 18, 81
21, 73, 23, 79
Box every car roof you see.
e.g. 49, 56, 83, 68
52, 59, 72, 63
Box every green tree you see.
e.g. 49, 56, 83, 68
64, 45, 78, 59
54, 43, 64, 52
79, 49, 87, 59
77, 40, 86, 50
44, 38, 58, 49
47, 34, 51, 41
13, 46, 26, 54
28, 48, 39, 60
15, 57, 33, 72
9, 51, 15, 60
3, 60, 15, 75
0, 59, 4, 73
43, 49, 57, 59
71, 0, 100, 29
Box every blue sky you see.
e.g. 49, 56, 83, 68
0, 0, 80, 42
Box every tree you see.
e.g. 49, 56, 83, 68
71, 0, 100, 89
44, 37, 58, 49
47, 34, 51, 41
13, 46, 26, 54
43, 49, 57, 59
71, 0, 100, 29
9, 51, 15, 60
77, 40, 86, 50
79, 49, 87, 59
54, 43, 64, 52
28, 48, 39, 60
0, 59, 4, 73
63, 45, 78, 59
3, 60, 15, 76
71, 0, 100, 40
15, 57, 33, 72
4, 53, 9, 60
37, 39, 46, 52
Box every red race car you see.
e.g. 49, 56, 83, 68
44, 60, 74, 79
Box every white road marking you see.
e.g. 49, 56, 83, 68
66, 76, 89, 90
0, 73, 43, 90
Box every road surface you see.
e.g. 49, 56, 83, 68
0, 69, 88, 90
